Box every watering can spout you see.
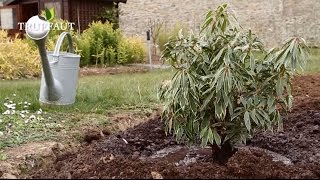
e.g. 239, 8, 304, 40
25, 15, 62, 102
35, 38, 62, 101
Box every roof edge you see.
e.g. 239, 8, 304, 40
3, 0, 15, 6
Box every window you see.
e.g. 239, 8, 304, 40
44, 1, 62, 19
0, 8, 17, 29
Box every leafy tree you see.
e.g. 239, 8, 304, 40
97, 2, 121, 30
158, 4, 309, 163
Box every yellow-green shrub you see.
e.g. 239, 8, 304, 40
0, 30, 41, 80
77, 21, 120, 66
77, 21, 146, 66
118, 36, 146, 64
125, 36, 146, 63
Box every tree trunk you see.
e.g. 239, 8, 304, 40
211, 141, 237, 165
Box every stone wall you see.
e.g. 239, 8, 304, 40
119, 0, 320, 47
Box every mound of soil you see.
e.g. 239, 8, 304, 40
27, 75, 320, 179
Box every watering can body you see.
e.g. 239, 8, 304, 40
39, 32, 81, 105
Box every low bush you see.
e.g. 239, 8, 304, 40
77, 21, 120, 66
159, 4, 309, 162
77, 21, 146, 66
118, 36, 146, 64
0, 30, 41, 80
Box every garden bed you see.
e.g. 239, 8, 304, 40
27, 74, 320, 179
79, 65, 150, 77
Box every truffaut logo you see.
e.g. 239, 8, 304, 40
20, 8, 75, 40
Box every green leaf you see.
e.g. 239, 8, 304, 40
215, 101, 225, 119
210, 48, 225, 67
45, 8, 55, 21
231, 107, 244, 121
276, 78, 283, 97
277, 111, 283, 131
267, 96, 275, 110
222, 18, 227, 32
250, 109, 259, 126
240, 97, 247, 109
212, 129, 221, 146
250, 54, 255, 70
255, 111, 265, 126
201, 90, 215, 110
244, 111, 251, 132
257, 109, 270, 123
216, 70, 225, 92
200, 127, 209, 146
288, 95, 293, 110
200, 126, 208, 138
201, 11, 213, 32
207, 128, 214, 144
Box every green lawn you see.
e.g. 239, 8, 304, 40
305, 48, 320, 73
0, 69, 173, 114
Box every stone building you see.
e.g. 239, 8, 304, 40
119, 0, 320, 47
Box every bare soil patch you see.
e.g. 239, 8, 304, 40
26, 74, 320, 179
79, 65, 149, 77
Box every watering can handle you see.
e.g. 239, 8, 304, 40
52, 32, 75, 58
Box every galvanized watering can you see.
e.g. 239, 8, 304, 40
26, 15, 80, 106
38, 32, 81, 105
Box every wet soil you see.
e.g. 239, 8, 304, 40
27, 74, 320, 179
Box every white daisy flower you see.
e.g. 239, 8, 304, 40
2, 110, 10, 115
29, 115, 36, 120
36, 109, 43, 115
20, 113, 26, 118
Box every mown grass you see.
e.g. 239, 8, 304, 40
0, 69, 173, 114
305, 48, 320, 73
